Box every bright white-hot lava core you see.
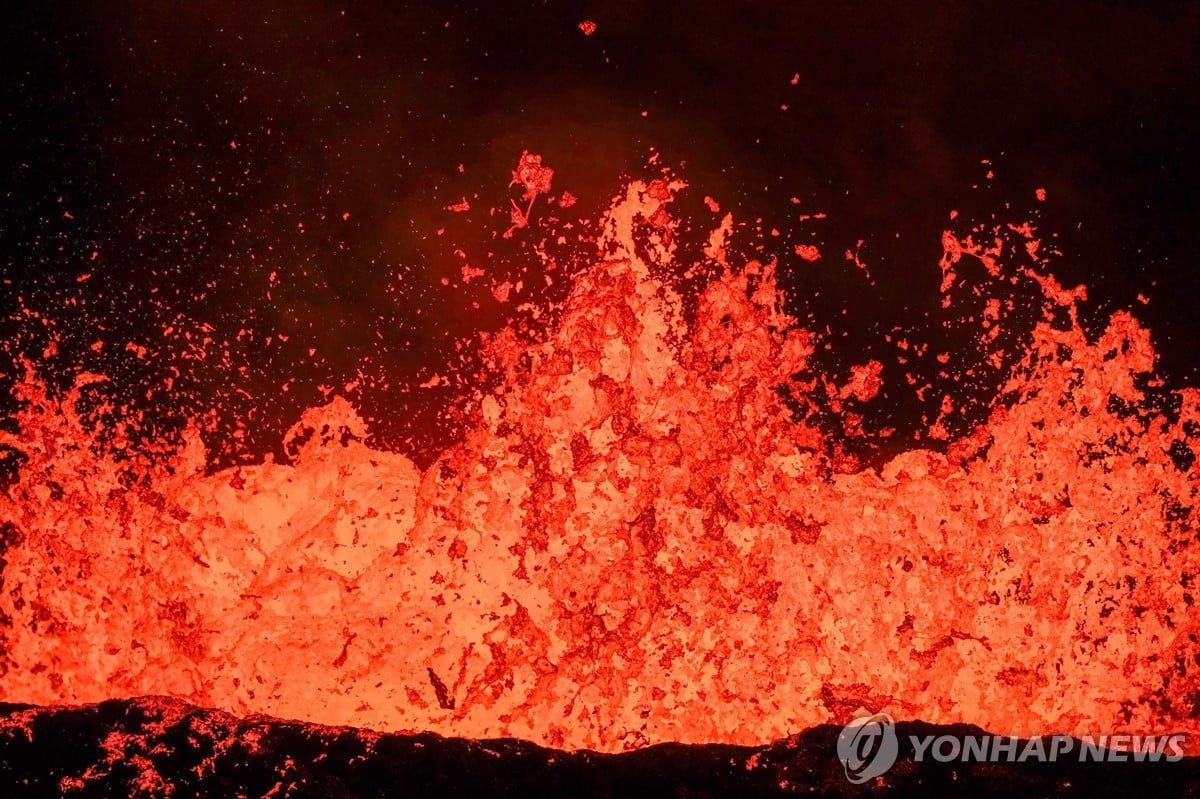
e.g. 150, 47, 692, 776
0, 167, 1198, 753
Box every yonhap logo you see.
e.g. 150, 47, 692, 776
834, 711, 1187, 783
837, 712, 899, 784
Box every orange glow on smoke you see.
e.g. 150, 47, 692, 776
0, 166, 1198, 753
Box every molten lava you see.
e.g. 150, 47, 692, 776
0, 171, 1197, 753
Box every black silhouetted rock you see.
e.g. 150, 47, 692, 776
0, 697, 1198, 797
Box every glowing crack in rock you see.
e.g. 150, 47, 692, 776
0, 172, 1198, 754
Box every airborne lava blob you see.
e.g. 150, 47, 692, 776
0, 171, 1198, 753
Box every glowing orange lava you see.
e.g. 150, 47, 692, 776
0, 172, 1197, 753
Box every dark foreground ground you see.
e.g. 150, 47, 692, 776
0, 697, 1196, 798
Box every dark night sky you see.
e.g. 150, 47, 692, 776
1, 1, 1198, 467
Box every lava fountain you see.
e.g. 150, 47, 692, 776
0, 164, 1197, 754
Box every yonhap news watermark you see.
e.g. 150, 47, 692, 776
837, 712, 1188, 785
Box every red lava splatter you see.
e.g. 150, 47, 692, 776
505, 151, 555, 238
794, 244, 820, 261
844, 239, 870, 279
491, 280, 513, 303
579, 20, 597, 36
838, 360, 884, 402
0, 168, 1198, 755
511, 151, 554, 202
